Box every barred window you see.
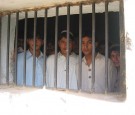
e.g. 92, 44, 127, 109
0, 1, 126, 95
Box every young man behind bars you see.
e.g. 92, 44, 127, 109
46, 30, 78, 90
17, 31, 44, 87
76, 33, 117, 93
110, 44, 120, 92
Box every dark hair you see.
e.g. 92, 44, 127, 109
27, 30, 43, 39
82, 32, 100, 53
109, 44, 120, 57
110, 44, 120, 53
58, 30, 74, 41
82, 32, 92, 39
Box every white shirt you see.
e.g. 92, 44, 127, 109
17, 50, 44, 87
46, 52, 78, 90
76, 53, 117, 93
113, 67, 120, 92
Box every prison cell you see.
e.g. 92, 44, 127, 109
0, 0, 125, 94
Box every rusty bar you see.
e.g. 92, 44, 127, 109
119, 0, 126, 93
23, 12, 27, 86
33, 11, 37, 86
54, 7, 59, 88
43, 9, 47, 86
66, 4, 70, 89
92, 3, 96, 92
15, 12, 19, 85
78, 3, 82, 90
0, 17, 1, 84
6, 14, 11, 85
105, 1, 109, 93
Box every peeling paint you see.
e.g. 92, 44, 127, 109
0, 0, 120, 16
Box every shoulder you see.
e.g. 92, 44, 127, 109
71, 52, 78, 59
70, 53, 79, 63
17, 52, 24, 59
47, 54, 55, 62
47, 54, 55, 59
17, 52, 25, 64
96, 53, 113, 65
96, 53, 105, 62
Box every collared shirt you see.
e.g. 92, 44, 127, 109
17, 50, 44, 87
46, 52, 78, 90
113, 67, 120, 92
76, 53, 117, 93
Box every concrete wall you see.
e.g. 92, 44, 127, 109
0, 87, 128, 115
0, 14, 15, 84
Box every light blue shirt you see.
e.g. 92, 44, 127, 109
17, 50, 44, 87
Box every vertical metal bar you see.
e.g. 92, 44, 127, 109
33, 11, 37, 86
6, 14, 10, 85
78, 3, 82, 90
0, 17, 1, 84
15, 12, 19, 85
43, 9, 47, 86
54, 7, 59, 88
105, 1, 109, 93
92, 3, 95, 92
66, 4, 70, 89
119, 0, 126, 93
23, 12, 27, 86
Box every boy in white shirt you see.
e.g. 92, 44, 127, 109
46, 31, 78, 90
76, 34, 117, 93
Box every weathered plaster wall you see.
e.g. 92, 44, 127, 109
0, 15, 15, 84
0, 0, 119, 16
0, 87, 128, 115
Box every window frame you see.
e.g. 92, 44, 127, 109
0, 0, 126, 99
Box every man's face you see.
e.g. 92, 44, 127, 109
27, 37, 43, 51
82, 36, 92, 56
58, 37, 74, 56
110, 51, 120, 67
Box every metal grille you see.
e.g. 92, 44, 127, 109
0, 1, 125, 94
